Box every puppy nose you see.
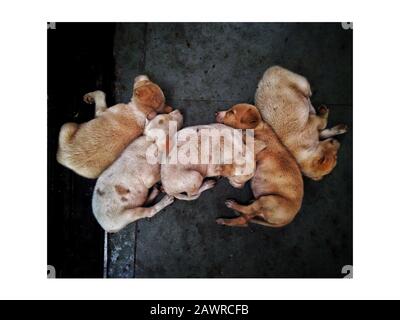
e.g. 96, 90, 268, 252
215, 112, 224, 123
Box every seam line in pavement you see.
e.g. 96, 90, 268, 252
133, 22, 148, 278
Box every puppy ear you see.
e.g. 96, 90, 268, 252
134, 83, 164, 110
134, 85, 149, 99
240, 109, 261, 128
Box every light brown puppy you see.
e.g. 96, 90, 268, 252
255, 66, 347, 180
215, 103, 303, 228
56, 75, 173, 179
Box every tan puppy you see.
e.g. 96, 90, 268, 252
161, 124, 255, 201
255, 66, 347, 180
56, 75, 173, 179
92, 110, 183, 233
215, 104, 303, 228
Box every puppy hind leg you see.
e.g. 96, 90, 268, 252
225, 199, 260, 215
216, 216, 249, 227
271, 66, 312, 98
251, 195, 294, 227
216, 200, 260, 227
122, 195, 175, 225
219, 195, 294, 228
83, 90, 107, 117
145, 194, 175, 218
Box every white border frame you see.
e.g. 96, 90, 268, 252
1, 0, 400, 300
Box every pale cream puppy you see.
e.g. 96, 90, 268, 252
92, 110, 183, 233
255, 66, 347, 180
57, 75, 173, 179
161, 123, 255, 201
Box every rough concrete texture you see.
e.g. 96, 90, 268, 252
107, 23, 352, 278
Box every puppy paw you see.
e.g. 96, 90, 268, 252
203, 179, 217, 189
164, 195, 175, 205
225, 199, 237, 209
216, 218, 227, 225
318, 105, 329, 117
156, 195, 174, 210
336, 124, 348, 134
83, 93, 95, 104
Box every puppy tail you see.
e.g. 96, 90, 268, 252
56, 122, 79, 166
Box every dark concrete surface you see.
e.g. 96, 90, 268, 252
107, 23, 353, 278
48, 23, 116, 278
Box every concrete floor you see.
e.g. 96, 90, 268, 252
107, 23, 353, 278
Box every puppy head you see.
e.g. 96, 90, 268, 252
145, 109, 183, 134
304, 139, 340, 181
132, 75, 171, 116
144, 109, 183, 151
216, 104, 262, 129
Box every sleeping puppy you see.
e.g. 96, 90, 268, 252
161, 124, 255, 201
255, 66, 347, 180
215, 103, 303, 228
92, 110, 183, 233
57, 75, 173, 179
